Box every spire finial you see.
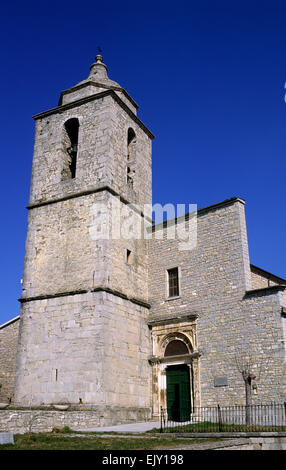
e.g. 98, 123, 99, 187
89, 47, 108, 80
95, 46, 103, 63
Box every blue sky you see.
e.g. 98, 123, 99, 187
0, 0, 286, 324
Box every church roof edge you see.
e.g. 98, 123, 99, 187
152, 197, 246, 231
250, 264, 286, 284
0, 315, 20, 330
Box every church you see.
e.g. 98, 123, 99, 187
0, 55, 285, 425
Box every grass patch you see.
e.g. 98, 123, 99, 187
0, 432, 221, 450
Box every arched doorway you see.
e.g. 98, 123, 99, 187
148, 318, 200, 420
164, 340, 191, 421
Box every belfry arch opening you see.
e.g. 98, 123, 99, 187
62, 118, 79, 180
127, 128, 136, 185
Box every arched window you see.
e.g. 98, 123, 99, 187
127, 128, 136, 186
164, 340, 189, 357
62, 118, 79, 180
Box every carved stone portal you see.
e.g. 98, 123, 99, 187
148, 316, 201, 418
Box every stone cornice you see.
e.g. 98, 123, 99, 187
148, 351, 201, 365
58, 80, 139, 110
244, 285, 286, 298
147, 312, 199, 327
26, 185, 153, 223
19, 286, 151, 309
32, 89, 154, 139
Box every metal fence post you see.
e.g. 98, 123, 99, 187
218, 404, 223, 432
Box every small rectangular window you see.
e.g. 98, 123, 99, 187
168, 268, 179, 297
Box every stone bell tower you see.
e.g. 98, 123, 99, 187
14, 55, 154, 420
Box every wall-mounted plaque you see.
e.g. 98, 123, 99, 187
214, 376, 228, 387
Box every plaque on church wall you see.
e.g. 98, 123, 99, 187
214, 376, 228, 387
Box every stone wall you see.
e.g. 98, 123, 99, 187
200, 288, 285, 405
149, 199, 252, 322
22, 192, 149, 301
0, 407, 151, 434
30, 93, 152, 212
216, 436, 286, 450
148, 198, 286, 406
14, 291, 151, 409
250, 265, 286, 290
251, 270, 271, 289
0, 318, 19, 402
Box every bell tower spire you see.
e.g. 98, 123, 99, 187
88, 53, 108, 80
58, 53, 139, 115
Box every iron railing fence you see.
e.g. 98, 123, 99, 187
160, 403, 286, 433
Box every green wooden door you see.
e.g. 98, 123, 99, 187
166, 365, 191, 421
